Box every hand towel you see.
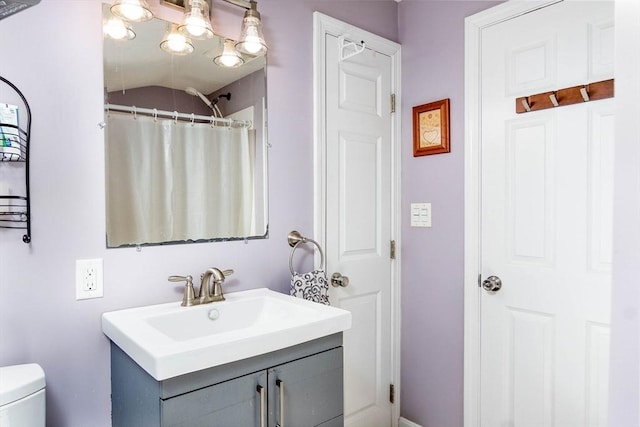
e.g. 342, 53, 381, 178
290, 269, 330, 305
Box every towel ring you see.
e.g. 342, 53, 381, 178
288, 231, 325, 275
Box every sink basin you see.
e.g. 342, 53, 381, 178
102, 288, 351, 380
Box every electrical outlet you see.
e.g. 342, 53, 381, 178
76, 258, 104, 300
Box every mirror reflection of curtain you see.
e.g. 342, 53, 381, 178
106, 113, 255, 247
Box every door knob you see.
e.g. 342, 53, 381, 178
331, 272, 350, 287
482, 275, 502, 293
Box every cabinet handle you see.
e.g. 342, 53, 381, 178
256, 385, 266, 427
276, 379, 285, 427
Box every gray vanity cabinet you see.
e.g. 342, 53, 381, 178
160, 370, 266, 426
267, 347, 344, 427
110, 333, 344, 427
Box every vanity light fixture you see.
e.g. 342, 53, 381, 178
160, 24, 195, 55
104, 15, 136, 40
213, 39, 245, 68
231, 0, 267, 56
110, 0, 153, 22
178, 0, 214, 40
141, 0, 268, 58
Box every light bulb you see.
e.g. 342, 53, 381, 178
167, 34, 187, 52
214, 39, 244, 68
185, 15, 206, 37
105, 18, 127, 39
104, 17, 135, 40
178, 0, 213, 39
111, 0, 153, 23
120, 2, 143, 21
220, 53, 242, 67
242, 35, 263, 55
161, 25, 195, 55
237, 14, 266, 55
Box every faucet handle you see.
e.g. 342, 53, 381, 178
168, 275, 192, 283
168, 275, 197, 307
221, 269, 234, 279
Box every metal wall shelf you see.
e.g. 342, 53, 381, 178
0, 76, 32, 243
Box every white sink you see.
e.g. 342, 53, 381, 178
102, 288, 351, 380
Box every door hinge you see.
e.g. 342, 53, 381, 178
390, 240, 396, 260
389, 383, 395, 404
390, 93, 396, 113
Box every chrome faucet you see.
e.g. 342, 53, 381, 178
200, 268, 234, 303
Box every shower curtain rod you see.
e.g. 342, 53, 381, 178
104, 104, 252, 128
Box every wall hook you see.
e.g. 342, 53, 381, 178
549, 92, 559, 107
338, 34, 366, 61
521, 97, 531, 112
580, 86, 590, 102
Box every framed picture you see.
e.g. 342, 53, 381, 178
412, 98, 450, 156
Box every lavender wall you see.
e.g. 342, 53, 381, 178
397, 2, 500, 426
608, 1, 640, 424
0, 1, 396, 426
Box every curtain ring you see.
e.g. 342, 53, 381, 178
190, 113, 195, 126
153, 108, 158, 122
173, 111, 179, 124
210, 115, 216, 127
132, 106, 137, 120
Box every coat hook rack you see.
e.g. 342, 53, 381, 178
515, 78, 613, 114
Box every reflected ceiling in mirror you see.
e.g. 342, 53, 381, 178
103, 4, 265, 96
102, 3, 268, 248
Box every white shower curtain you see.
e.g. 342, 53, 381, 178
106, 112, 255, 247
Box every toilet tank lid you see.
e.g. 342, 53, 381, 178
0, 363, 45, 406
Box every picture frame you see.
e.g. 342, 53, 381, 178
412, 98, 450, 156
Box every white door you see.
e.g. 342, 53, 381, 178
479, 2, 614, 426
315, 13, 400, 427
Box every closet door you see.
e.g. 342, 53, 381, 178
478, 2, 614, 426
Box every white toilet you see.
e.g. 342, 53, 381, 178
0, 363, 45, 426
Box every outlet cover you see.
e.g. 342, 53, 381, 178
76, 258, 104, 300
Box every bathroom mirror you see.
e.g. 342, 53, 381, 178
102, 4, 268, 248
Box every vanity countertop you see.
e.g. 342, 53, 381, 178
102, 288, 351, 380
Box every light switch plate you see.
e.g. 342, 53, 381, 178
410, 203, 432, 227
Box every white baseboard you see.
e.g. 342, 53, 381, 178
399, 417, 423, 427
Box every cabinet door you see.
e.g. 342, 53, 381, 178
161, 370, 267, 427
268, 347, 343, 427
